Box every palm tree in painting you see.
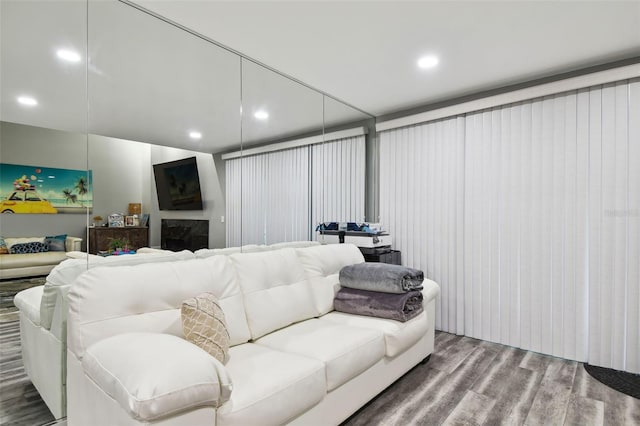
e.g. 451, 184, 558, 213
75, 176, 89, 205
62, 189, 78, 204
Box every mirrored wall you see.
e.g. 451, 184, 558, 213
0, 0, 89, 244
0, 0, 374, 263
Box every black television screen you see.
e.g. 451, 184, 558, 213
153, 157, 203, 210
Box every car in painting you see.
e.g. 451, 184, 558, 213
0, 190, 58, 214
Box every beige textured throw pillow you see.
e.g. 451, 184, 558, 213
181, 292, 230, 364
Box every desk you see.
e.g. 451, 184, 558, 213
361, 249, 401, 265
88, 227, 149, 254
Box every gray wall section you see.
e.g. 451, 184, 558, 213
0, 121, 226, 250
364, 118, 379, 223
88, 134, 152, 224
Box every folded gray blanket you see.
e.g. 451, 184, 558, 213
339, 263, 424, 294
334, 287, 423, 322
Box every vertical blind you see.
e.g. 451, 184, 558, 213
463, 94, 589, 361
225, 146, 309, 246
311, 135, 366, 231
380, 78, 639, 373
379, 118, 465, 334
588, 80, 639, 373
225, 155, 243, 247
225, 135, 366, 247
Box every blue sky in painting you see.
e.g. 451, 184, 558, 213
0, 163, 93, 207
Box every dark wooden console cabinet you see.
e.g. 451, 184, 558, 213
88, 227, 149, 254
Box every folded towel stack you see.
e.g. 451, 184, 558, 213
335, 263, 425, 322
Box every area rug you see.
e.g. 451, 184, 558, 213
0, 276, 46, 322
584, 363, 640, 399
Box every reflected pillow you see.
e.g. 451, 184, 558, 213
45, 234, 67, 252
0, 237, 8, 255
10, 242, 49, 254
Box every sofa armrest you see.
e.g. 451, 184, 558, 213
421, 279, 441, 304
49, 284, 70, 340
65, 236, 83, 252
82, 333, 232, 422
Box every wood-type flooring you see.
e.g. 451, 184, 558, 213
1, 319, 638, 425
344, 332, 639, 425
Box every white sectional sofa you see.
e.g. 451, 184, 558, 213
13, 248, 196, 419
13, 240, 320, 419
65, 244, 440, 425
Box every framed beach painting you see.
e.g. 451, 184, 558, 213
0, 163, 92, 214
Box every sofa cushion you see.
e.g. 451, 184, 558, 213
14, 285, 44, 326
0, 251, 67, 270
67, 256, 251, 359
230, 248, 318, 339
320, 310, 429, 357
194, 245, 265, 259
268, 240, 320, 250
10, 241, 49, 254
40, 249, 195, 330
217, 343, 326, 426
44, 234, 67, 252
0, 237, 8, 254
254, 319, 385, 390
83, 333, 232, 421
4, 237, 45, 250
182, 292, 230, 363
295, 244, 365, 315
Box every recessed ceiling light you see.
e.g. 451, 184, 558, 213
57, 49, 81, 63
189, 131, 202, 140
254, 110, 269, 120
17, 96, 38, 106
417, 55, 439, 69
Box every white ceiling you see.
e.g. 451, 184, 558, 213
2, 1, 638, 154
134, 0, 640, 117
1, 0, 368, 154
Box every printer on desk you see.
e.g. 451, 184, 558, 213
315, 222, 400, 265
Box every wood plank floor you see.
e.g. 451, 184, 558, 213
344, 332, 640, 425
0, 277, 46, 324
1, 319, 638, 425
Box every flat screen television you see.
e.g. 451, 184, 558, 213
153, 157, 203, 210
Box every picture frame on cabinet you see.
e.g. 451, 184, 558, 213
108, 213, 124, 227
139, 213, 150, 227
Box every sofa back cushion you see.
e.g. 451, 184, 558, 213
295, 244, 365, 315
40, 250, 195, 330
4, 237, 44, 250
67, 256, 251, 360
194, 244, 266, 259
268, 240, 320, 250
230, 248, 318, 339
44, 234, 67, 251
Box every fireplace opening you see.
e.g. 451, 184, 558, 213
161, 219, 209, 251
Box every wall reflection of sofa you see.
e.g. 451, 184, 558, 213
0, 235, 82, 279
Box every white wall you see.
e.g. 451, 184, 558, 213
88, 134, 151, 224
150, 145, 225, 249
